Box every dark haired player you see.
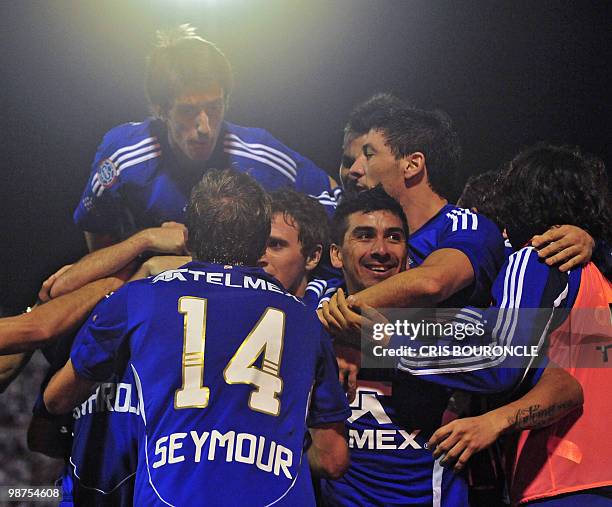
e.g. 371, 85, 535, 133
322, 106, 505, 505
338, 93, 408, 199
457, 170, 600, 273
74, 24, 337, 252
322, 184, 586, 506
337, 94, 597, 273
45, 170, 350, 506
394, 144, 611, 506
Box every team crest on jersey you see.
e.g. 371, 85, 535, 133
98, 158, 118, 188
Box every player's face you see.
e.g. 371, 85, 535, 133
332, 210, 407, 293
258, 213, 309, 296
166, 85, 226, 163
339, 134, 368, 196
362, 129, 405, 200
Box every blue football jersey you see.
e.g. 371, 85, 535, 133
35, 323, 138, 506
71, 262, 350, 507
396, 247, 582, 391
74, 119, 336, 238
302, 277, 346, 310
407, 205, 505, 308
322, 205, 505, 506
69, 364, 140, 506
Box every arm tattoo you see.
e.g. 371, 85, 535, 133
509, 401, 576, 431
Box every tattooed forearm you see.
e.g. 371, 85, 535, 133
509, 401, 577, 431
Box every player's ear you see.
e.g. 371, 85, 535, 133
153, 102, 172, 122
305, 245, 323, 272
182, 227, 192, 257
151, 105, 164, 120
330, 244, 343, 269
401, 152, 426, 181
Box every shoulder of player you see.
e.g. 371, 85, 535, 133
223, 121, 326, 180
101, 275, 159, 304
99, 118, 159, 152
93, 118, 163, 191
441, 205, 499, 234
498, 246, 570, 303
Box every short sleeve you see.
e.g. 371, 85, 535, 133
73, 132, 124, 235
307, 331, 351, 427
71, 287, 131, 382
438, 209, 505, 306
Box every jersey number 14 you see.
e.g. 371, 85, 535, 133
174, 297, 285, 416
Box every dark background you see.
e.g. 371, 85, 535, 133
1, 0, 610, 311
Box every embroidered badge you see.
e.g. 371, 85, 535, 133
98, 158, 118, 188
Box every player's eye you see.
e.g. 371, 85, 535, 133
388, 232, 404, 242
175, 105, 199, 117
267, 240, 284, 249
341, 155, 355, 168
354, 230, 374, 240
205, 102, 224, 116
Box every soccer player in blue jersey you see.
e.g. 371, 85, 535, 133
45, 169, 350, 506
74, 24, 337, 252
24, 192, 329, 506
337, 95, 596, 274
259, 190, 329, 302
374, 144, 611, 506
320, 186, 478, 505
320, 187, 585, 506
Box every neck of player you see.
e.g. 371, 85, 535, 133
398, 186, 448, 235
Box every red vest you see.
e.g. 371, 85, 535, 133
509, 263, 612, 504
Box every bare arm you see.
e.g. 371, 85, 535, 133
0, 352, 33, 392
0, 277, 122, 354
308, 422, 349, 480
128, 255, 192, 281
428, 366, 583, 471
43, 359, 96, 415
50, 224, 187, 299
350, 248, 474, 309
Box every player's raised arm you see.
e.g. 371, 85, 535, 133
0, 352, 33, 392
392, 249, 572, 393
0, 276, 122, 354
351, 247, 475, 309
47, 223, 187, 299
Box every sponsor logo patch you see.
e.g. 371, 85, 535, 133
98, 158, 118, 188
82, 196, 94, 211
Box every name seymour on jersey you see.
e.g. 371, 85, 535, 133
152, 429, 294, 479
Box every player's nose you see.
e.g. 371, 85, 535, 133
348, 156, 366, 178
370, 237, 390, 257
257, 255, 268, 268
196, 110, 211, 136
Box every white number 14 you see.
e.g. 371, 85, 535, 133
174, 297, 285, 416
